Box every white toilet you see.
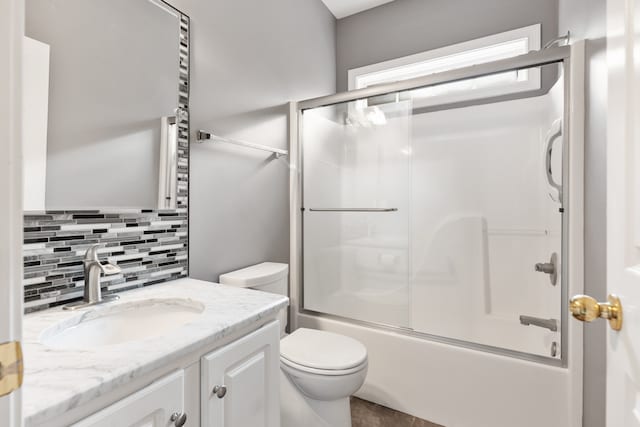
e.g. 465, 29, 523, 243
220, 262, 368, 427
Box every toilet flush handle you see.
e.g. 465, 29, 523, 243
213, 385, 227, 398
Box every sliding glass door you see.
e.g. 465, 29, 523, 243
302, 100, 412, 327
301, 62, 565, 361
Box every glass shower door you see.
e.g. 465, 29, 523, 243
302, 100, 412, 327
300, 61, 566, 360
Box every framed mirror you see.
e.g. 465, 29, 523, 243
23, 0, 189, 211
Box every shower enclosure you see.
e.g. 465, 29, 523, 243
290, 44, 584, 427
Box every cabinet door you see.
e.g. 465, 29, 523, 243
201, 320, 280, 427
73, 370, 185, 427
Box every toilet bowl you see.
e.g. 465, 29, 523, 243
280, 328, 368, 427
219, 263, 368, 427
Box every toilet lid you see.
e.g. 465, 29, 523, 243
280, 328, 367, 371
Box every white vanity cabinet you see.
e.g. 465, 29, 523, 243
201, 320, 280, 427
64, 320, 280, 427
72, 370, 186, 427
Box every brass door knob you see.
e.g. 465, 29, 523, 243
569, 294, 623, 331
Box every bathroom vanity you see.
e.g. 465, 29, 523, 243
22, 278, 288, 427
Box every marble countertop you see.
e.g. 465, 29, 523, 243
22, 278, 289, 426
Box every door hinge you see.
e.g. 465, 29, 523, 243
0, 341, 23, 397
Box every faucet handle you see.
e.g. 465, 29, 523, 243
83, 244, 121, 275
101, 263, 121, 275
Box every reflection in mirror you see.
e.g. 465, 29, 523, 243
23, 0, 184, 210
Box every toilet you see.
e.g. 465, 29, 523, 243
219, 262, 368, 427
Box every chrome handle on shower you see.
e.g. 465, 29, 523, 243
519, 315, 558, 332
308, 208, 398, 212
535, 252, 558, 286
545, 118, 563, 203
535, 263, 554, 274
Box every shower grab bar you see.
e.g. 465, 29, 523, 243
545, 119, 563, 203
308, 208, 398, 212
519, 315, 558, 332
196, 130, 288, 158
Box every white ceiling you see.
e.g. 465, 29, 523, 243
320, 0, 396, 19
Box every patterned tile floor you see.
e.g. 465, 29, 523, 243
351, 397, 444, 427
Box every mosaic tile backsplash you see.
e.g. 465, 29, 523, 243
23, 210, 188, 312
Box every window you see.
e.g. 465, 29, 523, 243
348, 24, 541, 109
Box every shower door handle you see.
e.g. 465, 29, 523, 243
519, 315, 558, 332
308, 208, 398, 212
545, 118, 563, 203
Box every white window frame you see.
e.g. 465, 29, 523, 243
348, 24, 541, 109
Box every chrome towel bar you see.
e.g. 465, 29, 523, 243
196, 130, 288, 158
308, 208, 398, 212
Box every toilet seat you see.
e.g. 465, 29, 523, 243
280, 328, 368, 375
280, 355, 367, 376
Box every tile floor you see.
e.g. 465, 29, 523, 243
351, 397, 444, 427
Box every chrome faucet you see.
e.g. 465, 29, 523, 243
64, 244, 121, 310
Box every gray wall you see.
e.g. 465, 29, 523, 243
558, 2, 607, 427
169, 0, 336, 282
335, 0, 559, 91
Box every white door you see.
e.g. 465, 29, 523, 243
201, 321, 280, 427
0, 0, 24, 425
605, 0, 640, 425
73, 371, 185, 427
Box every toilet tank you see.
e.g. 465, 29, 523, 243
219, 262, 288, 294
219, 262, 289, 333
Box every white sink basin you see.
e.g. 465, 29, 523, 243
40, 298, 205, 349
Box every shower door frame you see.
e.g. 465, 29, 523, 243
289, 44, 584, 369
